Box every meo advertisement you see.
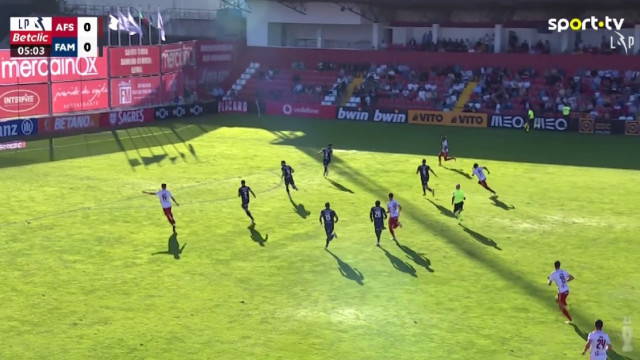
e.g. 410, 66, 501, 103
51, 80, 109, 114
99, 108, 155, 128
108, 46, 161, 77
110, 76, 161, 108
0, 50, 107, 85
0, 83, 50, 118
39, 114, 101, 134
489, 114, 575, 132
408, 110, 487, 127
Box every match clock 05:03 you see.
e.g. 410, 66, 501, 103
10, 45, 51, 57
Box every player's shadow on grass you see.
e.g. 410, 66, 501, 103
379, 247, 417, 277
490, 195, 515, 210
459, 225, 501, 250
289, 197, 311, 219
443, 167, 472, 180
326, 179, 354, 194
152, 233, 186, 260
248, 224, 268, 247
325, 249, 364, 285
395, 240, 434, 273
571, 324, 634, 360
426, 199, 455, 218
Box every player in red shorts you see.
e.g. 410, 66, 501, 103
471, 163, 497, 195
143, 183, 180, 232
438, 135, 456, 166
386, 193, 402, 241
548, 260, 575, 323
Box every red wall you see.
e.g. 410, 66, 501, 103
244, 46, 640, 71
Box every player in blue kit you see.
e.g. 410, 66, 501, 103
238, 180, 256, 224
417, 159, 437, 196
281, 160, 299, 194
319, 202, 339, 248
370, 200, 387, 246
318, 144, 333, 177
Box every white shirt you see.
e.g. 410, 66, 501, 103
587, 330, 610, 360
387, 200, 400, 218
442, 139, 449, 152
472, 166, 487, 181
548, 269, 571, 293
156, 190, 173, 208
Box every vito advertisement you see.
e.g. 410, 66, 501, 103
39, 114, 101, 134
50, 80, 109, 114
0, 50, 107, 85
265, 102, 336, 119
99, 108, 155, 129
108, 46, 161, 77
0, 83, 50, 118
110, 76, 161, 109
409, 110, 487, 128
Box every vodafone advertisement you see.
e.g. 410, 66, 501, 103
0, 83, 50, 118
0, 50, 107, 85
39, 114, 101, 134
99, 108, 155, 128
51, 80, 109, 114
161, 41, 196, 73
161, 72, 184, 103
265, 102, 336, 119
110, 76, 161, 109
108, 46, 161, 77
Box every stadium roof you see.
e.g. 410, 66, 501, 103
270, 0, 636, 11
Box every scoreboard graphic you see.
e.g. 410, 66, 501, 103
10, 17, 103, 58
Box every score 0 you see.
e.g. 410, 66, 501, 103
77, 17, 98, 57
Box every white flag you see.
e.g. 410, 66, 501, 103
127, 8, 142, 36
117, 10, 135, 35
108, 14, 120, 31
157, 8, 165, 42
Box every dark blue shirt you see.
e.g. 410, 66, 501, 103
282, 165, 294, 179
370, 206, 387, 227
418, 164, 430, 179
239, 185, 251, 202
320, 209, 337, 225
322, 148, 333, 161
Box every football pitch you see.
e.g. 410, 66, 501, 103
0, 115, 638, 360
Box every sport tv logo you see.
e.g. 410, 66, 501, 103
336, 107, 406, 123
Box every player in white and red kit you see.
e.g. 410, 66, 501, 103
472, 163, 497, 195
438, 136, 456, 165
143, 183, 180, 232
548, 260, 574, 323
386, 193, 402, 240
582, 319, 611, 360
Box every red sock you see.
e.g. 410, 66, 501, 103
562, 309, 572, 321
390, 228, 395, 237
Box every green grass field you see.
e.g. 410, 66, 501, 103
0, 115, 638, 359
